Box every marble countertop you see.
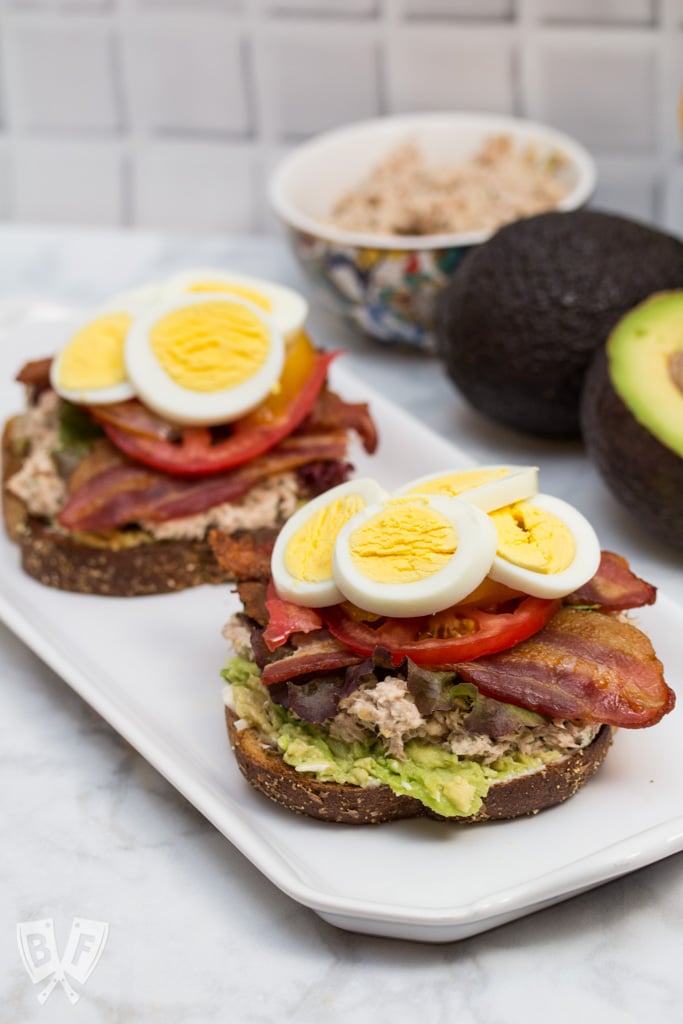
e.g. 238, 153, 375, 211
2, 226, 682, 1024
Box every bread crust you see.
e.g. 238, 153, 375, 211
3, 416, 249, 596
225, 706, 613, 825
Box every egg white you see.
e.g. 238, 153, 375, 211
396, 464, 538, 513
164, 269, 308, 342
488, 492, 601, 599
333, 496, 498, 618
124, 293, 286, 427
271, 479, 389, 607
50, 306, 138, 406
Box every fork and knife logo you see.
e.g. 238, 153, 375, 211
17, 917, 109, 1005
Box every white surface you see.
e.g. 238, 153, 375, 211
2, 228, 683, 1019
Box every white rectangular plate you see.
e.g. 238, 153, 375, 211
2, 320, 683, 943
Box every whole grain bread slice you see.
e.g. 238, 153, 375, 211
2, 416, 271, 597
225, 706, 613, 825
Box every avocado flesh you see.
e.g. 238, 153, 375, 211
581, 292, 683, 549
223, 656, 563, 820
607, 292, 683, 457
437, 211, 683, 438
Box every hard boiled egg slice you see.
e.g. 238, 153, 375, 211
397, 465, 538, 513
271, 479, 389, 607
488, 493, 601, 599
164, 269, 308, 342
106, 281, 167, 317
124, 294, 285, 426
50, 307, 137, 405
333, 495, 497, 617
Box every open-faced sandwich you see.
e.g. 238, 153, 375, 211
2, 271, 376, 596
214, 466, 674, 823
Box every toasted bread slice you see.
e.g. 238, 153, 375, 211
2, 416, 264, 596
225, 707, 613, 825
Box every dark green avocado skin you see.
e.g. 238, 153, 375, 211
581, 347, 683, 549
437, 211, 683, 438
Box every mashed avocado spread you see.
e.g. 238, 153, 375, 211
222, 657, 563, 818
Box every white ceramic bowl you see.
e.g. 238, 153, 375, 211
269, 112, 596, 350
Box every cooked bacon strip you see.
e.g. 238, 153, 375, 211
58, 428, 350, 531
456, 607, 674, 729
566, 551, 657, 610
263, 581, 324, 650
16, 357, 53, 388
88, 399, 177, 441
68, 439, 127, 494
303, 388, 379, 454
211, 533, 276, 583
235, 581, 270, 625
262, 631, 363, 686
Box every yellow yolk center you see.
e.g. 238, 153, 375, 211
285, 495, 366, 583
186, 280, 273, 314
405, 467, 507, 497
150, 300, 270, 393
491, 501, 576, 573
349, 501, 458, 585
58, 312, 131, 390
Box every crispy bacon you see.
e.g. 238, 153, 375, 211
456, 606, 674, 729
303, 388, 379, 454
235, 581, 270, 625
67, 439, 127, 494
263, 581, 323, 650
87, 399, 176, 441
262, 631, 363, 686
16, 357, 53, 388
566, 551, 657, 610
212, 534, 275, 583
58, 428, 350, 532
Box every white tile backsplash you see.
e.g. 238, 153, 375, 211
263, 26, 380, 139
537, 0, 655, 24
400, 0, 514, 20
5, 23, 121, 133
533, 38, 657, 153
122, 17, 250, 136
11, 140, 123, 223
591, 157, 660, 222
387, 28, 516, 114
0, 2, 681, 235
133, 141, 255, 230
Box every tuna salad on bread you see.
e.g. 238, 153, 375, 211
2, 272, 376, 596
214, 467, 674, 823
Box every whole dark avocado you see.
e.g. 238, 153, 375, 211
581, 291, 683, 550
437, 210, 683, 437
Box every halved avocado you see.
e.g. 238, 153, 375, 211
437, 211, 683, 438
581, 291, 683, 548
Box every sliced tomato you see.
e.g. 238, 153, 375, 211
90, 336, 340, 478
321, 597, 560, 667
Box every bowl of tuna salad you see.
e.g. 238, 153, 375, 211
269, 112, 595, 351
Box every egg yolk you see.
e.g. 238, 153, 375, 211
405, 467, 507, 498
58, 312, 131, 390
185, 280, 273, 314
349, 501, 457, 585
150, 300, 270, 393
285, 495, 366, 582
491, 501, 575, 574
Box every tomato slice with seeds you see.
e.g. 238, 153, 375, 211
89, 334, 339, 478
321, 597, 560, 667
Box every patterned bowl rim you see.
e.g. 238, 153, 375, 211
268, 111, 596, 251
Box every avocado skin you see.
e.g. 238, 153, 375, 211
581, 347, 683, 549
437, 211, 683, 438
